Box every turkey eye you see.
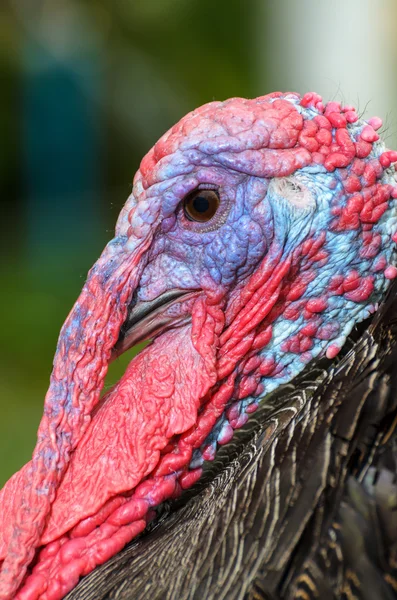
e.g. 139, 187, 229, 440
183, 189, 220, 223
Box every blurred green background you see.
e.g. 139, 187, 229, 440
1, 0, 397, 486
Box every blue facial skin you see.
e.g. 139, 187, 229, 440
126, 134, 397, 470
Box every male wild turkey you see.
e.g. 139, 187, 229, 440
1, 91, 397, 600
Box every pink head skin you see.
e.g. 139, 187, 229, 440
1, 92, 397, 600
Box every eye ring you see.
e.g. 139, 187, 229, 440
183, 189, 220, 223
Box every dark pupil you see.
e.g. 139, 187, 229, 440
193, 195, 210, 213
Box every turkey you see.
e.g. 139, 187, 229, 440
1, 91, 397, 600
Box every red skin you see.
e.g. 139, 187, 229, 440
1, 91, 397, 599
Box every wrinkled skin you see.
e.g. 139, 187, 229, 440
1, 92, 397, 600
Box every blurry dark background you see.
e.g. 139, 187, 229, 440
1, 0, 396, 485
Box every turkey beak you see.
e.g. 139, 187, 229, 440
112, 288, 201, 359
